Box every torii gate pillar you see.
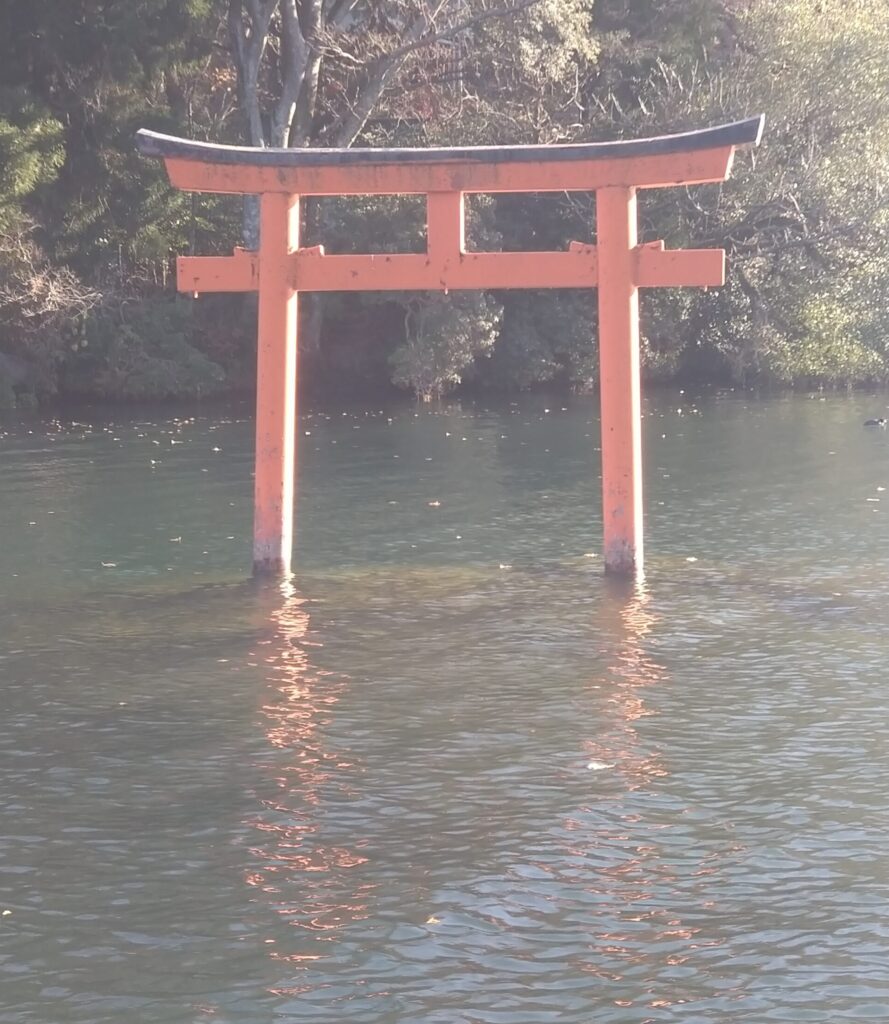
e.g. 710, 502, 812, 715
138, 116, 763, 578
597, 186, 643, 574
253, 194, 299, 574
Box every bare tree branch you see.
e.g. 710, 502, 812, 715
325, 0, 360, 30
0, 222, 99, 329
333, 0, 542, 147
374, 0, 542, 68
333, 10, 428, 147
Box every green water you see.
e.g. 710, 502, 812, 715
2, 392, 889, 1022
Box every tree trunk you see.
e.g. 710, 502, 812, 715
228, 0, 279, 248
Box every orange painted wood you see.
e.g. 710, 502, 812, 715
179, 247, 601, 293
597, 187, 643, 576
426, 192, 465, 263
178, 248, 259, 293
294, 248, 599, 291
177, 242, 725, 293
162, 148, 734, 197
253, 193, 299, 576
635, 242, 725, 288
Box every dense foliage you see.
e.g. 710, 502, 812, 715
1, 0, 888, 405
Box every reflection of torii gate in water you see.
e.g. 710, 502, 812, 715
138, 115, 763, 578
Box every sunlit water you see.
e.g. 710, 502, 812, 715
2, 392, 889, 1023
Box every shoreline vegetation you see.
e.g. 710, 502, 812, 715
2, 1, 889, 408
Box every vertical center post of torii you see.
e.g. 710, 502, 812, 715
137, 116, 763, 579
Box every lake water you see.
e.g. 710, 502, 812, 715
2, 391, 889, 1023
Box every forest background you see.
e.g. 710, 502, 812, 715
1, 0, 888, 406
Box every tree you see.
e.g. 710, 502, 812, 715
6, 0, 889, 402
0, 0, 225, 276
0, 1, 243, 402
222, 0, 601, 391
224, 0, 579, 151
610, 0, 889, 383
390, 291, 502, 399
0, 92, 98, 404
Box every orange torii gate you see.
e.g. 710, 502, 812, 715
138, 116, 763, 577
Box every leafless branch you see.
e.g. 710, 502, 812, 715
378, 0, 542, 68
0, 223, 99, 331
333, 0, 543, 147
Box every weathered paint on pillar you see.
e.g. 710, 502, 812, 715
596, 186, 643, 576
253, 192, 299, 576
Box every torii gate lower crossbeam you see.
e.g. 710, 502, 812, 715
138, 116, 763, 578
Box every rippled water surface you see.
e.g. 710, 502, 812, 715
2, 392, 889, 1023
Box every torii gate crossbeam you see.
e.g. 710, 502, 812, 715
138, 116, 763, 577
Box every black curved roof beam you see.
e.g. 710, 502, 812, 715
137, 116, 763, 168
